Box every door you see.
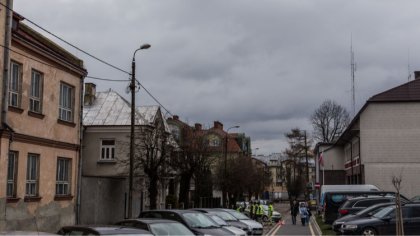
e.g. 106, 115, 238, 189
405, 206, 420, 235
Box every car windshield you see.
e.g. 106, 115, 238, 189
182, 213, 219, 228
149, 222, 194, 236
208, 215, 228, 226
212, 211, 237, 221
373, 206, 395, 219
227, 211, 249, 220
356, 204, 388, 216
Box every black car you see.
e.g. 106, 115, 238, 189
337, 196, 397, 218
340, 203, 420, 235
57, 225, 153, 235
192, 208, 249, 232
322, 191, 407, 224
332, 202, 394, 233
116, 218, 195, 236
139, 210, 232, 235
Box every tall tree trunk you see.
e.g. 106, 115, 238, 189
148, 176, 159, 210
178, 172, 192, 208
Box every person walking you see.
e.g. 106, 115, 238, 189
299, 202, 309, 226
291, 199, 299, 225
250, 202, 256, 220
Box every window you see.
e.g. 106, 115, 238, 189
59, 83, 73, 122
9, 61, 22, 108
7, 151, 18, 198
56, 158, 71, 195
100, 139, 115, 160
26, 154, 39, 197
29, 70, 43, 113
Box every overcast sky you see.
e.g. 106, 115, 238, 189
13, 0, 420, 155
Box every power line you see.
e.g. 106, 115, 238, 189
1, 3, 173, 116
0, 2, 131, 76
0, 44, 173, 115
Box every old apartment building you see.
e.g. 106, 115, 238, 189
0, 7, 86, 232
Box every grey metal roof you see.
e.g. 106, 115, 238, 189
83, 90, 170, 132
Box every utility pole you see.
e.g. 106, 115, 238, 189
129, 44, 150, 218
304, 131, 309, 182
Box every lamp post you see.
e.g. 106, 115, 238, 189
223, 125, 239, 208
129, 43, 151, 218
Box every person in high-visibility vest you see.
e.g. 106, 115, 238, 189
268, 202, 274, 225
256, 202, 263, 223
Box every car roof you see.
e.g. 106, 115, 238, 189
60, 226, 151, 235
142, 209, 202, 214
119, 218, 178, 224
347, 196, 395, 201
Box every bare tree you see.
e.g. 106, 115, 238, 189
392, 173, 404, 235
311, 100, 350, 143
171, 126, 214, 208
283, 128, 312, 201
127, 123, 173, 210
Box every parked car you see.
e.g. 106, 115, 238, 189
0, 232, 58, 235
192, 208, 249, 232
57, 225, 153, 235
332, 202, 394, 233
219, 209, 263, 235
205, 213, 247, 236
115, 218, 194, 236
410, 195, 420, 202
319, 184, 380, 215
340, 203, 420, 235
322, 191, 407, 224
139, 210, 232, 236
337, 196, 398, 218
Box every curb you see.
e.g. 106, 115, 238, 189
310, 216, 322, 236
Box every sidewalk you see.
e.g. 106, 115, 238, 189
266, 202, 321, 236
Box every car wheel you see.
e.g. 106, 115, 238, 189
362, 227, 377, 236
262, 215, 268, 222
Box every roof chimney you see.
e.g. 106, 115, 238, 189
173, 115, 179, 120
84, 83, 96, 106
195, 123, 202, 130
414, 71, 420, 80
214, 121, 223, 130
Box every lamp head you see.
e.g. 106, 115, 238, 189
140, 44, 151, 50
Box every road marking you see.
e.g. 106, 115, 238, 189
309, 221, 315, 236
269, 220, 285, 236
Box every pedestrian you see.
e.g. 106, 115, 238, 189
306, 204, 312, 221
291, 199, 299, 225
250, 202, 256, 220
256, 202, 263, 223
299, 202, 309, 226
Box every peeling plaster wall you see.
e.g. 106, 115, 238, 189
5, 200, 74, 232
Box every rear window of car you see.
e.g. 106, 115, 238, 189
354, 199, 391, 207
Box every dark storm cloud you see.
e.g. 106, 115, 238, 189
14, 0, 420, 154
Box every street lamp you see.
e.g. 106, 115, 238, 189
129, 43, 151, 218
223, 125, 239, 208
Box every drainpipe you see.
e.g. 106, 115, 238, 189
1, 0, 13, 127
350, 141, 353, 184
2, 0, 13, 225
76, 77, 85, 224
356, 135, 361, 184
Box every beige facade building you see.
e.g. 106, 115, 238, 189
315, 75, 420, 198
81, 87, 174, 224
0, 9, 86, 232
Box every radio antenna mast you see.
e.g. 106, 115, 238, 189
350, 35, 356, 116
408, 50, 412, 82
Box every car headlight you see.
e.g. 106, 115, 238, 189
343, 224, 358, 230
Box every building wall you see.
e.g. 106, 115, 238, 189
0, 14, 85, 232
82, 127, 128, 177
80, 176, 126, 225
360, 103, 420, 197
